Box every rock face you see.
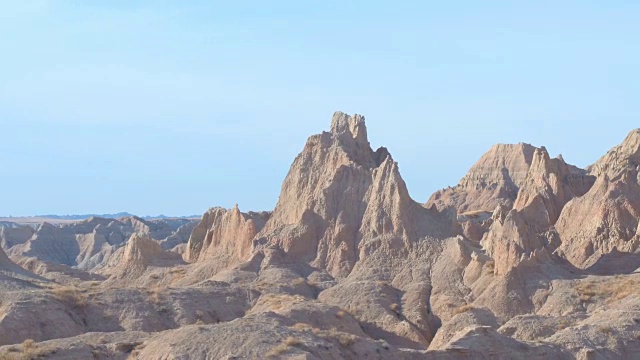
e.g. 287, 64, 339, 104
254, 112, 457, 278
3, 113, 640, 360
6, 216, 197, 271
0, 243, 43, 290
101, 233, 184, 283
481, 147, 595, 275
427, 143, 537, 213
0, 222, 35, 249
556, 129, 640, 268
185, 206, 270, 265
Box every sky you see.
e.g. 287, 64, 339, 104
0, 1, 638, 216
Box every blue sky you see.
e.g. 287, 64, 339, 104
1, 1, 638, 216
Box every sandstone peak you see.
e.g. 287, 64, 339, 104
589, 128, 640, 179
255, 111, 457, 277
427, 142, 538, 213
123, 233, 163, 267
556, 128, 640, 268
482, 145, 594, 274
330, 111, 368, 144
185, 206, 269, 269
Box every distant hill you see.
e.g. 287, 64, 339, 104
24, 213, 200, 221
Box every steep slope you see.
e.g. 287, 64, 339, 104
101, 233, 184, 285
427, 143, 537, 213
185, 206, 269, 264
556, 129, 640, 268
0, 222, 35, 249
482, 147, 594, 275
0, 244, 43, 289
254, 112, 458, 278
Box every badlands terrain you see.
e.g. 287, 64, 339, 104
1, 112, 640, 359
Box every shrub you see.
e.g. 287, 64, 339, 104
50, 286, 88, 309
575, 276, 639, 304
453, 304, 476, 315
266, 337, 303, 358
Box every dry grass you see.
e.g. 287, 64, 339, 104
250, 293, 306, 313
335, 309, 347, 319
390, 303, 399, 312
0, 339, 57, 360
291, 323, 313, 331
484, 261, 495, 274
345, 304, 361, 317
452, 304, 476, 315
22, 340, 35, 352
291, 278, 307, 287
147, 285, 165, 304
575, 276, 640, 303
597, 325, 614, 335
459, 210, 491, 218
316, 328, 357, 347
266, 337, 303, 358
288, 324, 358, 348
50, 286, 88, 309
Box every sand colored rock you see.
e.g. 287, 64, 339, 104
100, 233, 184, 286
0, 222, 35, 249
1, 113, 640, 359
185, 206, 269, 264
555, 130, 640, 268
255, 112, 457, 278
427, 143, 538, 213
6, 217, 196, 271
482, 148, 594, 275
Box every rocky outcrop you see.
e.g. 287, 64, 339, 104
427, 143, 538, 213
0, 222, 35, 249
6, 217, 196, 270
185, 206, 269, 266
254, 112, 457, 278
482, 147, 594, 275
101, 233, 184, 284
3, 113, 640, 360
556, 129, 640, 268
0, 244, 43, 290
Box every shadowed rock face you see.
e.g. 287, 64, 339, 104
557, 129, 640, 268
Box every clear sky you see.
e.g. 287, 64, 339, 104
1, 1, 638, 216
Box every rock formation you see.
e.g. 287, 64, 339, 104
254, 112, 457, 278
556, 129, 640, 268
482, 147, 595, 274
6, 216, 197, 271
427, 143, 537, 213
1, 113, 640, 360
185, 206, 269, 264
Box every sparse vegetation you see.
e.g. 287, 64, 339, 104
147, 285, 165, 304
286, 324, 358, 349
249, 293, 306, 313
575, 276, 640, 304
292, 278, 307, 286
22, 340, 35, 353
50, 286, 88, 309
453, 304, 476, 315
484, 261, 495, 275
266, 337, 304, 358
597, 325, 614, 335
